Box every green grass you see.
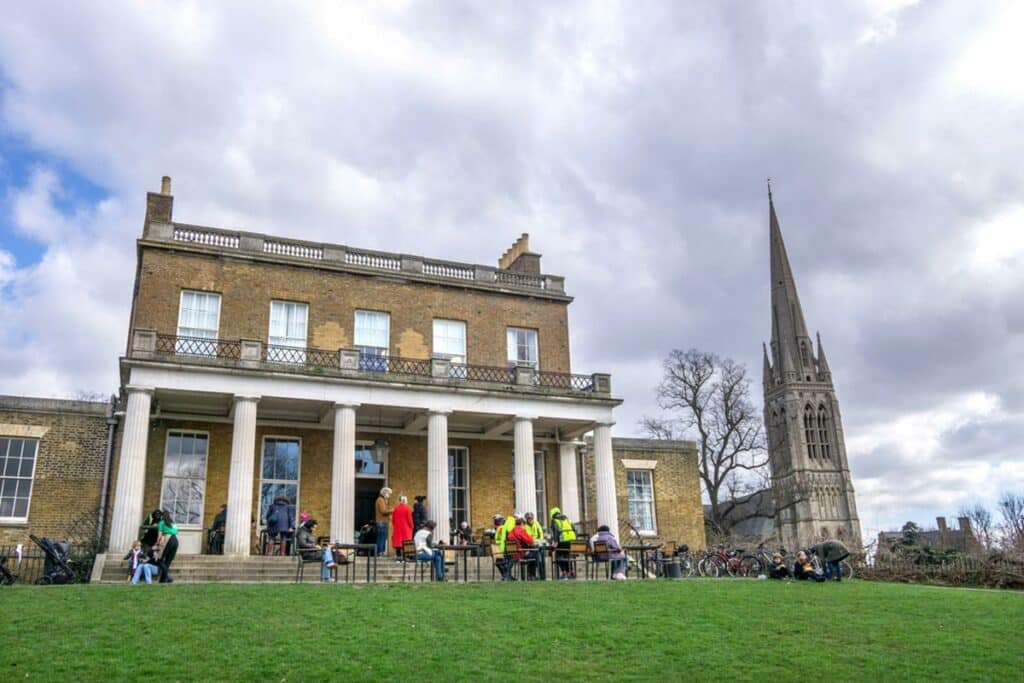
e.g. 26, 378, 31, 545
1, 580, 1021, 681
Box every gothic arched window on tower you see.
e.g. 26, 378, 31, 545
804, 405, 818, 458
817, 405, 831, 459
800, 341, 810, 367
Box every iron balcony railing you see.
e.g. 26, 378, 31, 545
140, 334, 602, 393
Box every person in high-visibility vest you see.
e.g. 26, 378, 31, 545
523, 512, 547, 580
550, 507, 577, 579
492, 514, 512, 580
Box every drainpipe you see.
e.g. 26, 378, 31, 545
96, 394, 120, 553
578, 444, 589, 526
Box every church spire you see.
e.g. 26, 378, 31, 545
762, 342, 773, 389
768, 188, 813, 380
816, 332, 832, 380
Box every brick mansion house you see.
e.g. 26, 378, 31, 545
1, 178, 704, 556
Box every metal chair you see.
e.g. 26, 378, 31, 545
401, 540, 430, 582
504, 539, 538, 581
294, 547, 323, 583
586, 540, 612, 580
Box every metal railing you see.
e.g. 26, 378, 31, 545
264, 344, 339, 369
144, 334, 600, 393
538, 371, 594, 392
156, 334, 242, 359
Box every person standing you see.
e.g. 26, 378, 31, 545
412, 495, 427, 531
154, 511, 179, 584
550, 507, 577, 579
265, 495, 295, 555
375, 487, 393, 557
139, 509, 163, 551
391, 495, 414, 561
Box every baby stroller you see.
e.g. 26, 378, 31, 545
29, 534, 76, 585
0, 556, 15, 585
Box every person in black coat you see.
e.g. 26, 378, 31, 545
412, 496, 427, 531
140, 509, 163, 550
265, 496, 295, 554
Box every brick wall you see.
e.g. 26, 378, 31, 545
0, 398, 110, 548
581, 437, 706, 551
132, 248, 572, 372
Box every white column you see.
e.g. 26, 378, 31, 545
513, 416, 536, 516
331, 403, 359, 543
108, 386, 153, 552
593, 422, 619, 530
558, 442, 580, 522
427, 411, 451, 544
224, 395, 260, 556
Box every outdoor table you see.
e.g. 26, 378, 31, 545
331, 543, 377, 583
623, 543, 662, 579
445, 543, 481, 582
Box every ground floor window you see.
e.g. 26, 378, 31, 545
534, 451, 546, 518
449, 447, 469, 528
626, 469, 656, 533
260, 437, 300, 523
160, 431, 208, 527
0, 437, 38, 522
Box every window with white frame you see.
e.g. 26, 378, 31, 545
506, 327, 538, 367
267, 300, 308, 363
433, 319, 466, 363
355, 310, 390, 372
260, 437, 300, 524
0, 437, 38, 522
160, 432, 208, 527
626, 469, 657, 533
176, 290, 221, 355
448, 447, 469, 528
534, 451, 546, 518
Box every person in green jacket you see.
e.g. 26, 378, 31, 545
523, 512, 547, 580
550, 507, 577, 579
809, 539, 850, 581
492, 514, 512, 581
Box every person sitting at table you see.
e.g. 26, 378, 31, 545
414, 520, 445, 581
491, 515, 512, 581
506, 516, 539, 580
456, 521, 474, 544
523, 512, 547, 580
589, 524, 628, 580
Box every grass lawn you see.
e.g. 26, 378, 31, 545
1, 580, 1021, 681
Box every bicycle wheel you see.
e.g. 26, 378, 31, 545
839, 559, 854, 580
736, 555, 760, 577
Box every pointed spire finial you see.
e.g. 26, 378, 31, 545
767, 177, 772, 202
816, 332, 832, 377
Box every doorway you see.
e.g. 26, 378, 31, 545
355, 479, 380, 536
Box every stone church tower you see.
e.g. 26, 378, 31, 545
762, 190, 862, 550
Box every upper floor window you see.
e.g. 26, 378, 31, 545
268, 301, 308, 363
817, 406, 832, 459
176, 291, 221, 355
433, 319, 466, 364
804, 405, 818, 459
355, 310, 390, 372
0, 437, 38, 523
507, 327, 538, 368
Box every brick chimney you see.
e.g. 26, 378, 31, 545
144, 175, 174, 237
957, 516, 980, 551
498, 233, 542, 275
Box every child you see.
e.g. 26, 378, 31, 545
125, 540, 157, 584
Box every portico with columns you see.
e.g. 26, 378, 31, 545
106, 357, 619, 556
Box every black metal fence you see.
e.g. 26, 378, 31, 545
0, 545, 96, 585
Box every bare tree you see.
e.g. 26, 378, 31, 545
959, 503, 995, 551
996, 492, 1024, 553
641, 349, 766, 536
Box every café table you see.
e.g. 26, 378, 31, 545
330, 543, 378, 583
445, 543, 482, 582
623, 543, 662, 579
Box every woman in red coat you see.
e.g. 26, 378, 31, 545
391, 495, 414, 561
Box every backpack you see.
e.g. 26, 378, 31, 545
267, 508, 279, 526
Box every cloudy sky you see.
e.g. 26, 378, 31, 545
1, 1, 1022, 539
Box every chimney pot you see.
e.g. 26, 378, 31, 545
161, 176, 172, 195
